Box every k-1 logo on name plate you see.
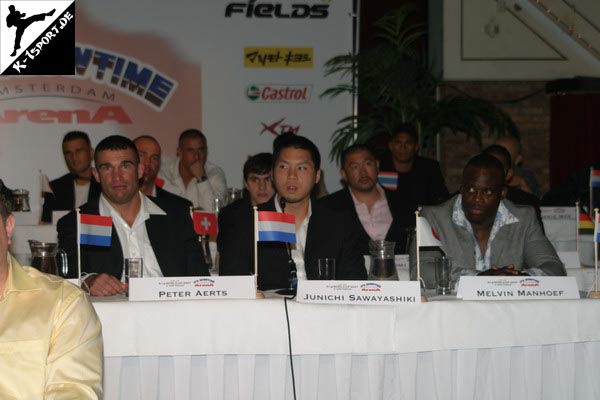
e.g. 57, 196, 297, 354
0, 0, 75, 75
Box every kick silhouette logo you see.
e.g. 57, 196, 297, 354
0, 0, 74, 75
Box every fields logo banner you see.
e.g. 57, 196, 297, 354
0, 0, 75, 75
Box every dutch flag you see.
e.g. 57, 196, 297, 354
591, 169, 600, 189
257, 211, 296, 243
595, 212, 600, 244
79, 213, 112, 247
377, 171, 398, 191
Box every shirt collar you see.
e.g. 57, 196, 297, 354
3, 254, 40, 295
99, 191, 166, 221
349, 184, 386, 206
274, 194, 312, 224
452, 194, 519, 230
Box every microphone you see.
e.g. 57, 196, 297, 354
276, 195, 297, 296
279, 196, 286, 212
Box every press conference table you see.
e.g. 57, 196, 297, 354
93, 295, 600, 400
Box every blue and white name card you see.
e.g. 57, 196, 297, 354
296, 280, 421, 305
128, 276, 256, 301
457, 276, 580, 300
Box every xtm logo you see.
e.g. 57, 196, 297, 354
260, 117, 300, 136
0, 1, 75, 75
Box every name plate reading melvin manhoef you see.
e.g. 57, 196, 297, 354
128, 276, 256, 301
296, 280, 421, 305
457, 276, 580, 300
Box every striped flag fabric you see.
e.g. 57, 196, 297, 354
417, 216, 443, 248
377, 171, 398, 191
79, 214, 112, 247
579, 210, 595, 235
591, 169, 600, 189
257, 211, 296, 243
192, 211, 218, 235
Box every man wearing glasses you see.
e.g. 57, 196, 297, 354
411, 153, 565, 281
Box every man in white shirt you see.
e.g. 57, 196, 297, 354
57, 135, 209, 296
159, 129, 227, 211
218, 134, 366, 290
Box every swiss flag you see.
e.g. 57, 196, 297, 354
192, 211, 218, 235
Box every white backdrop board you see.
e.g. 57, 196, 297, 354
0, 0, 353, 216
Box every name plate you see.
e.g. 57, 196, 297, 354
457, 276, 580, 300
128, 276, 256, 301
296, 280, 421, 305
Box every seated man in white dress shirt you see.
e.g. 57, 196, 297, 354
159, 129, 227, 211
57, 135, 209, 296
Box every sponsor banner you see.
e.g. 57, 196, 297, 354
457, 276, 580, 300
225, 2, 329, 19
0, 0, 75, 75
296, 280, 421, 306
128, 276, 256, 302
259, 116, 301, 136
244, 47, 313, 68
246, 84, 312, 103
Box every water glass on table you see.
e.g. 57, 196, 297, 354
123, 258, 143, 295
317, 258, 336, 280
434, 256, 452, 295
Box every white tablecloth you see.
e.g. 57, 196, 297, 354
94, 297, 600, 400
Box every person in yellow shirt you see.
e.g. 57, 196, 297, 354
0, 193, 103, 399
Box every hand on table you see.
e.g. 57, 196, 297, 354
85, 273, 127, 296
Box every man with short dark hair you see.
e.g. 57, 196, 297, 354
379, 123, 449, 228
133, 135, 192, 209
218, 135, 366, 290
0, 193, 103, 398
58, 135, 208, 296
160, 129, 227, 211
482, 144, 542, 225
243, 152, 275, 206
321, 144, 411, 254
411, 154, 565, 282
41, 131, 101, 222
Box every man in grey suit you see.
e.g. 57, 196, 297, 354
412, 153, 565, 282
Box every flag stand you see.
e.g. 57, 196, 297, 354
415, 211, 428, 303
76, 208, 82, 285
253, 206, 265, 299
588, 208, 600, 299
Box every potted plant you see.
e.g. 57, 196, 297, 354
321, 4, 518, 162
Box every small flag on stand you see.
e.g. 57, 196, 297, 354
579, 210, 594, 235
79, 214, 112, 247
377, 171, 398, 191
257, 211, 296, 243
192, 211, 218, 235
416, 216, 443, 248
591, 169, 600, 189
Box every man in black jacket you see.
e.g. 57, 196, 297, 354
218, 135, 366, 290
41, 131, 100, 222
321, 144, 411, 254
57, 135, 208, 296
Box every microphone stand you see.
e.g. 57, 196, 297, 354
276, 196, 297, 296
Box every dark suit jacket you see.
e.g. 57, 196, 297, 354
319, 187, 411, 254
57, 194, 209, 279
42, 173, 101, 222
218, 196, 367, 290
